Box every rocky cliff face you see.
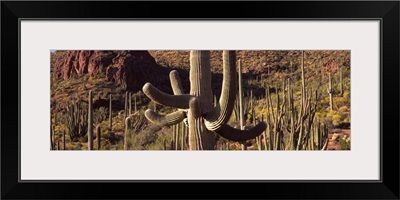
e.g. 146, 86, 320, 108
52, 50, 170, 92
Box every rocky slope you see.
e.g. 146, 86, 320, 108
51, 50, 170, 92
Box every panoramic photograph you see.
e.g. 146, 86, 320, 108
50, 50, 350, 150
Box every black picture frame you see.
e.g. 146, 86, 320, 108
1, 1, 399, 199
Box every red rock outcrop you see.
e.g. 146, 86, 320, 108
52, 50, 170, 92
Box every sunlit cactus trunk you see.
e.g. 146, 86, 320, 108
187, 51, 215, 150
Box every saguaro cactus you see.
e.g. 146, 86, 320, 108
129, 92, 132, 115
63, 130, 66, 150
50, 118, 54, 150
88, 90, 93, 150
109, 94, 112, 131
339, 65, 343, 96
327, 73, 333, 111
124, 117, 131, 150
125, 91, 128, 119
142, 51, 266, 150
96, 125, 101, 150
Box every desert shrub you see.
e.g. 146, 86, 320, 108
113, 120, 124, 132
102, 130, 119, 144
94, 107, 108, 124
332, 114, 342, 126
65, 143, 75, 150
339, 105, 348, 113
315, 111, 323, 119
127, 125, 160, 150
343, 91, 350, 100
326, 110, 338, 118
145, 133, 170, 150
335, 96, 349, 108
340, 139, 350, 150
75, 142, 83, 150
343, 115, 350, 123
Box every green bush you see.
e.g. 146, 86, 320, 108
339, 105, 348, 113
126, 125, 160, 150
340, 139, 350, 150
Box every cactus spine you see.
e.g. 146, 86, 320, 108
143, 51, 266, 150
88, 90, 93, 150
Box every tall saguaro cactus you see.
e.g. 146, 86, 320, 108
109, 94, 112, 131
142, 51, 267, 150
124, 91, 128, 119
327, 73, 333, 111
88, 90, 93, 150
96, 125, 101, 150
124, 117, 131, 150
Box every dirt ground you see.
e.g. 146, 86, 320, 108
328, 129, 350, 150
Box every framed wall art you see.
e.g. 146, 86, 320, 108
1, 1, 399, 199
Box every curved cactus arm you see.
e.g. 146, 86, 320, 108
170, 70, 184, 95
204, 51, 237, 131
215, 122, 267, 142
142, 83, 192, 109
144, 109, 186, 126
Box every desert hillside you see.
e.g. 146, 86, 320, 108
50, 50, 350, 151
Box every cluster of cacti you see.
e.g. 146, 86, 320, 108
50, 50, 348, 151
64, 99, 88, 142
142, 51, 267, 150
51, 113, 68, 150
242, 80, 329, 150
257, 53, 329, 150
223, 51, 329, 151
